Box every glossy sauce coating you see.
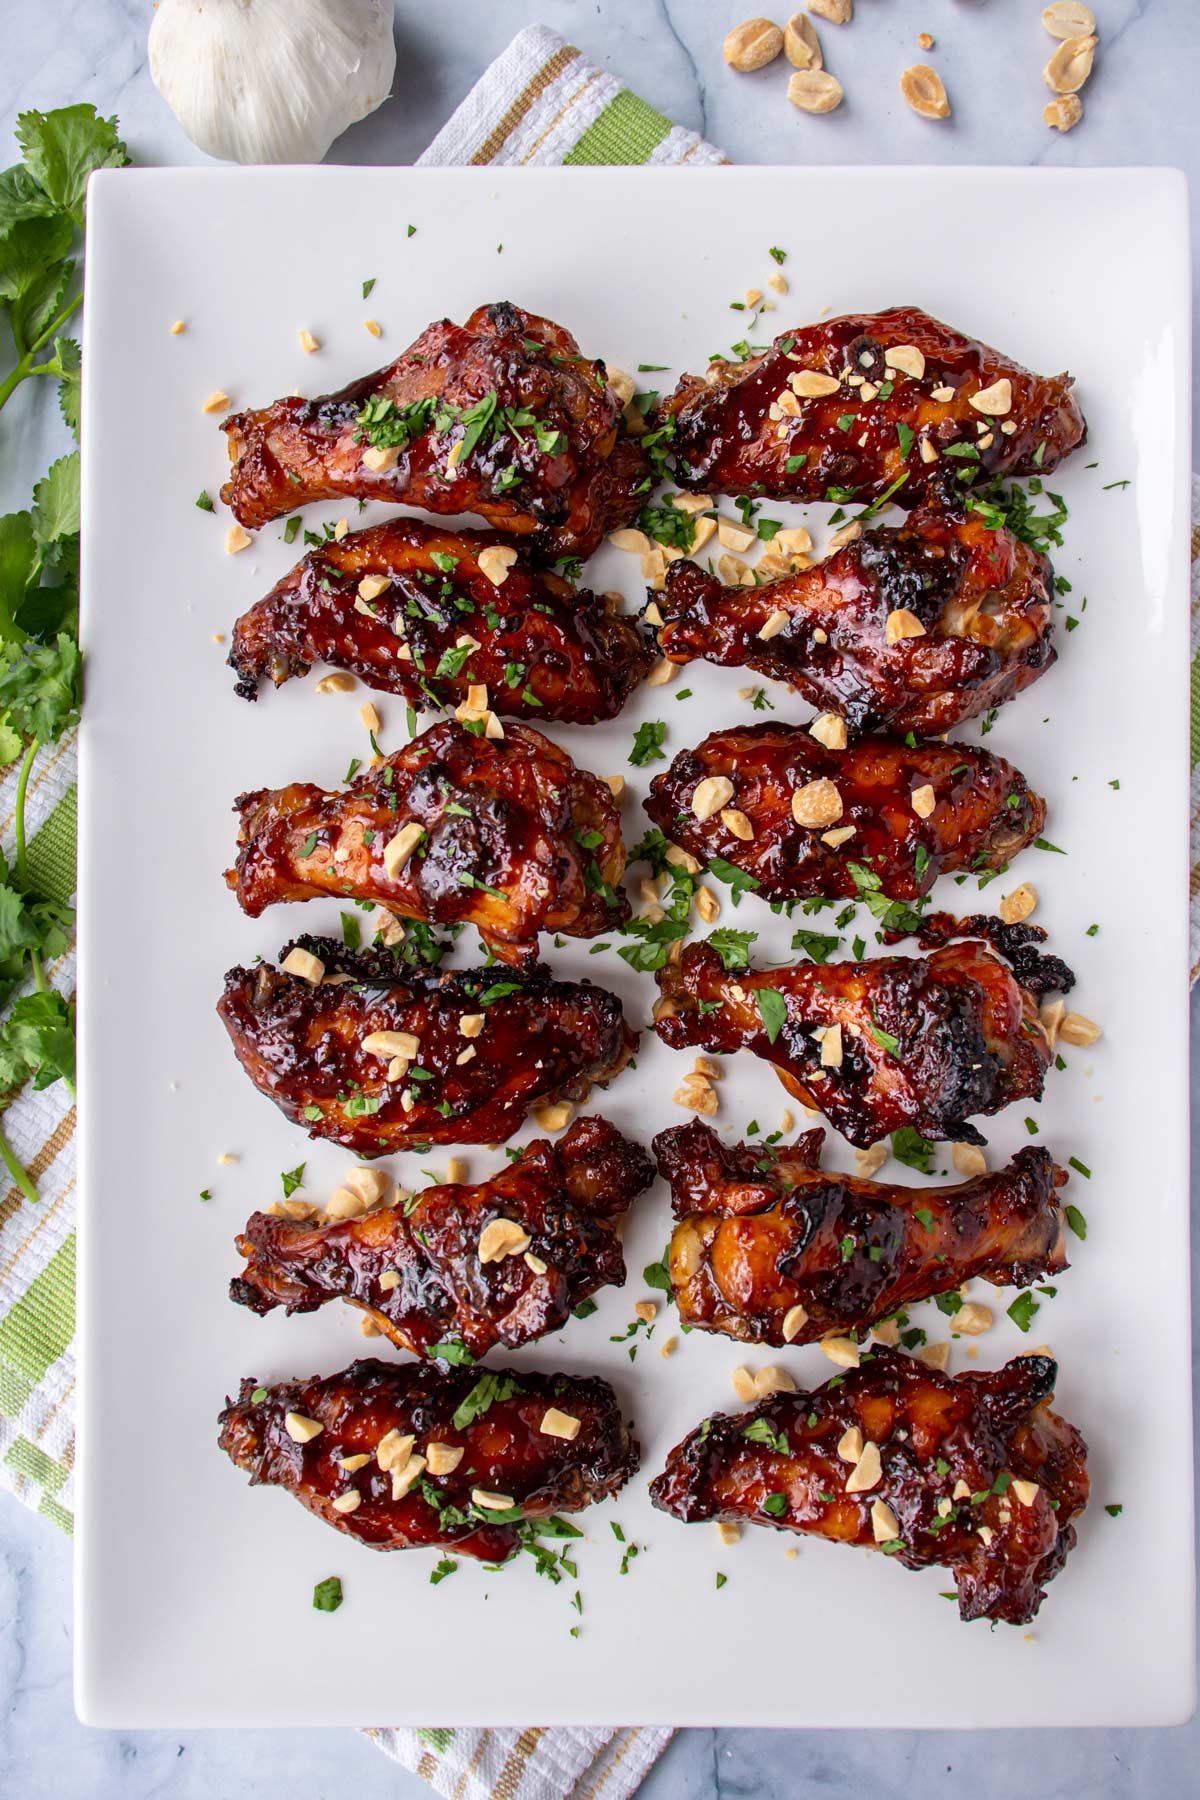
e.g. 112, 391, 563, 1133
220, 302, 647, 557
645, 724, 1045, 903
219, 1358, 640, 1559
653, 940, 1053, 1147
218, 939, 638, 1154
649, 1348, 1089, 1624
653, 488, 1057, 736
226, 721, 628, 966
655, 1120, 1067, 1345
229, 516, 654, 720
232, 1116, 655, 1357
663, 306, 1085, 505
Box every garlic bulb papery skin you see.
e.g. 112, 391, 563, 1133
149, 0, 397, 165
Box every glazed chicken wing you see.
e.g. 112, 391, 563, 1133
218, 938, 637, 1154
653, 940, 1056, 1147
654, 1120, 1067, 1345
220, 302, 647, 558
644, 726, 1045, 904
226, 721, 628, 966
649, 1348, 1089, 1624
229, 516, 654, 720
231, 1116, 655, 1358
663, 306, 1085, 507
652, 487, 1057, 737
219, 1358, 639, 1558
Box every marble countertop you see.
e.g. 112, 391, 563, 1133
1, 1, 1196, 1794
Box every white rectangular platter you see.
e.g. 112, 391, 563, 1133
76, 165, 1193, 1728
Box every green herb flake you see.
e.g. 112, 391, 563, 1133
1007, 1292, 1040, 1334
629, 720, 666, 767
892, 1128, 934, 1174
312, 1576, 343, 1613
755, 987, 788, 1044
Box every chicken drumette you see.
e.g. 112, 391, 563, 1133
226, 720, 628, 966
229, 516, 654, 721
652, 486, 1057, 737
218, 938, 637, 1154
220, 302, 647, 558
662, 306, 1085, 507
231, 1116, 655, 1357
653, 939, 1062, 1147
219, 1358, 639, 1558
650, 1349, 1089, 1624
644, 725, 1045, 903
654, 1120, 1067, 1345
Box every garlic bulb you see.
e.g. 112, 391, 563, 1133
149, 0, 396, 165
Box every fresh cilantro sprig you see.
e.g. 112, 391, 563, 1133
0, 106, 128, 422
0, 105, 124, 1201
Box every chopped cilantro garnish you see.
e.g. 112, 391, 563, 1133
707, 856, 760, 905
312, 1576, 343, 1612
755, 987, 788, 1044
1006, 1292, 1039, 1333
708, 927, 757, 970
629, 720, 666, 767
452, 1371, 523, 1430
790, 928, 839, 964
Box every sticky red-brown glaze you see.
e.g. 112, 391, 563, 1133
231, 1116, 655, 1357
219, 1359, 640, 1558
649, 1348, 1089, 1624
663, 306, 1085, 505
653, 940, 1052, 1147
653, 488, 1057, 736
219, 302, 648, 557
229, 516, 654, 720
218, 939, 638, 1154
644, 725, 1045, 903
226, 721, 628, 966
653, 1120, 1067, 1345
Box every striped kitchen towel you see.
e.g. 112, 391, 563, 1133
416, 22, 725, 171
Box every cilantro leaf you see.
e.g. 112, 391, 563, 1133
706, 856, 760, 906
451, 1371, 523, 1430
0, 988, 75, 1092
14, 105, 128, 220
1007, 1292, 1040, 1333
643, 1246, 673, 1294
790, 928, 839, 964
891, 1127, 934, 1173
755, 987, 788, 1044
0, 632, 81, 741
707, 927, 757, 970
31, 452, 79, 543
628, 720, 666, 767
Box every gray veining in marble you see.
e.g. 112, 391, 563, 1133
1, 2, 1198, 1795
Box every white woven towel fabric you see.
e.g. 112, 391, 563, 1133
416, 23, 724, 171
367, 1724, 674, 1800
